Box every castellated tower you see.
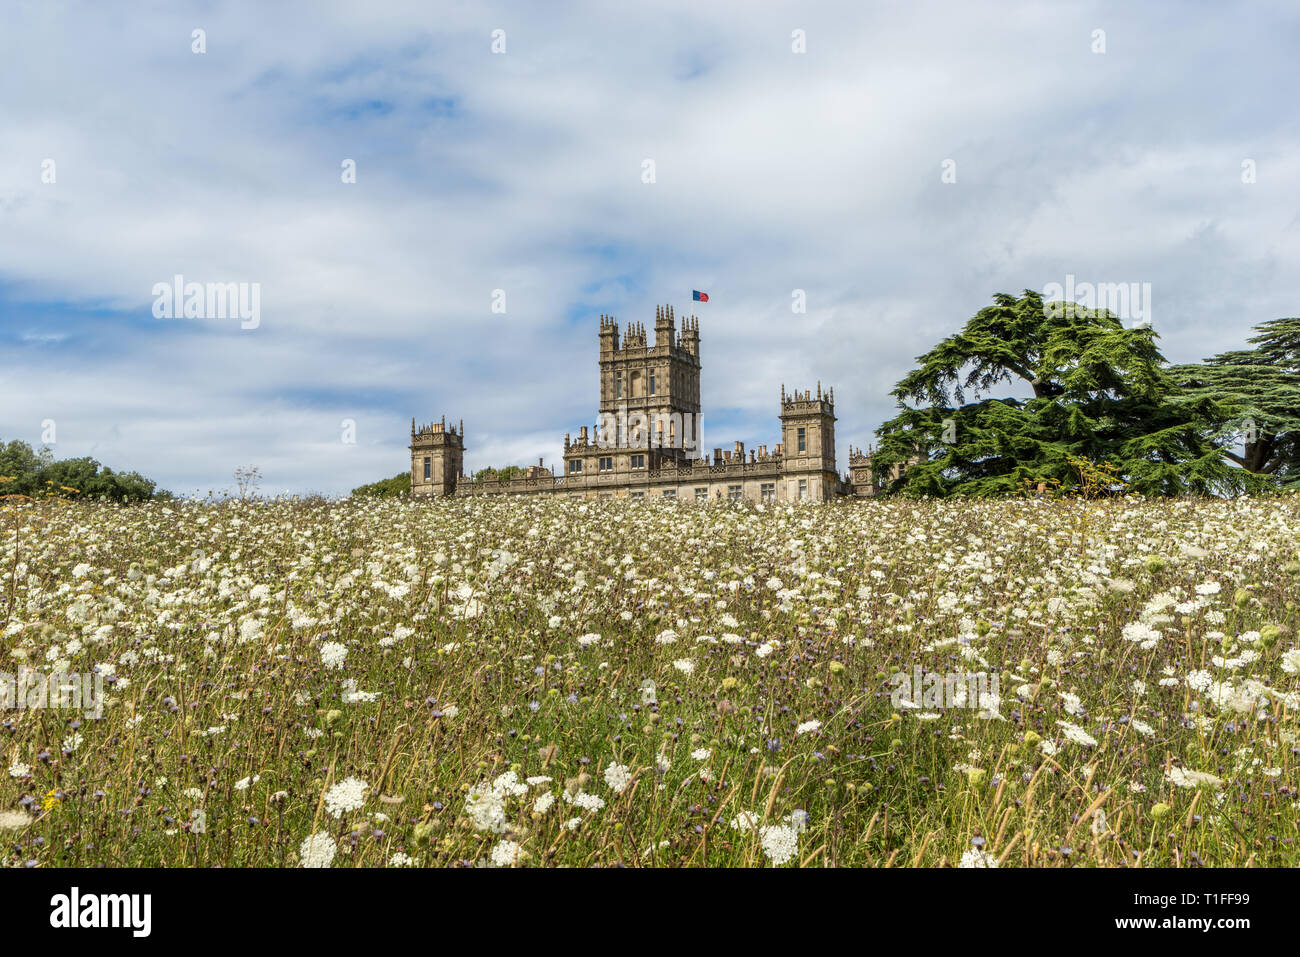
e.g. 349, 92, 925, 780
595, 305, 702, 461
778, 383, 838, 501
410, 416, 465, 497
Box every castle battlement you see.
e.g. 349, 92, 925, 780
781, 383, 834, 415
411, 416, 462, 441
600, 305, 700, 360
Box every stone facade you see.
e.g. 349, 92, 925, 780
411, 305, 897, 502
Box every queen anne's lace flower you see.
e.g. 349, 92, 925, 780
299, 832, 337, 868
1166, 767, 1223, 789
323, 777, 368, 818
490, 839, 521, 867
1056, 721, 1097, 747
320, 641, 348, 670
604, 763, 632, 794
759, 824, 799, 866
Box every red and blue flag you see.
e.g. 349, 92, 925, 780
692, 290, 709, 302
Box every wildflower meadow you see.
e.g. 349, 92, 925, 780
3, 495, 1299, 868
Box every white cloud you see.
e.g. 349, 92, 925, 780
1, 1, 1297, 493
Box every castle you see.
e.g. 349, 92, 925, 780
410, 305, 902, 502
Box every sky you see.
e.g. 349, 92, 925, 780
2, 0, 1298, 496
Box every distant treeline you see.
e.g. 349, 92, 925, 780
351, 466, 531, 498
351, 472, 412, 497
0, 440, 164, 502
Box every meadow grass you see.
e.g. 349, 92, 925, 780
2, 494, 1299, 867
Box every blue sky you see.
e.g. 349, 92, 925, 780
2, 0, 1298, 495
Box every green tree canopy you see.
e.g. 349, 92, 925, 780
472, 465, 529, 483
0, 438, 159, 502
0, 439, 53, 487
351, 472, 412, 497
39, 457, 158, 501
351, 465, 533, 498
1168, 317, 1300, 486
872, 290, 1259, 497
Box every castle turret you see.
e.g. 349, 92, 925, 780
410, 417, 465, 497
599, 315, 619, 358
678, 314, 700, 357
779, 384, 837, 501
848, 445, 876, 497
654, 305, 675, 348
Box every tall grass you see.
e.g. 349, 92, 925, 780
2, 495, 1297, 867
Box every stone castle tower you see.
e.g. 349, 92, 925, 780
597, 306, 702, 459
410, 417, 464, 497
779, 383, 838, 500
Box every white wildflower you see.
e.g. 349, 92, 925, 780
759, 824, 799, 866
320, 641, 348, 670
489, 839, 521, 867
323, 776, 368, 818
299, 832, 337, 868
604, 763, 633, 794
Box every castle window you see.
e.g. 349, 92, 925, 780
798, 479, 808, 499
615, 372, 623, 398
423, 457, 431, 480
569, 460, 583, 473
662, 488, 675, 498
631, 454, 645, 469
797, 427, 806, 452
630, 491, 644, 500
599, 456, 613, 471
695, 487, 708, 500
760, 482, 775, 503
649, 372, 656, 395
727, 485, 742, 500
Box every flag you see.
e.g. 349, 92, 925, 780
692, 290, 709, 302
